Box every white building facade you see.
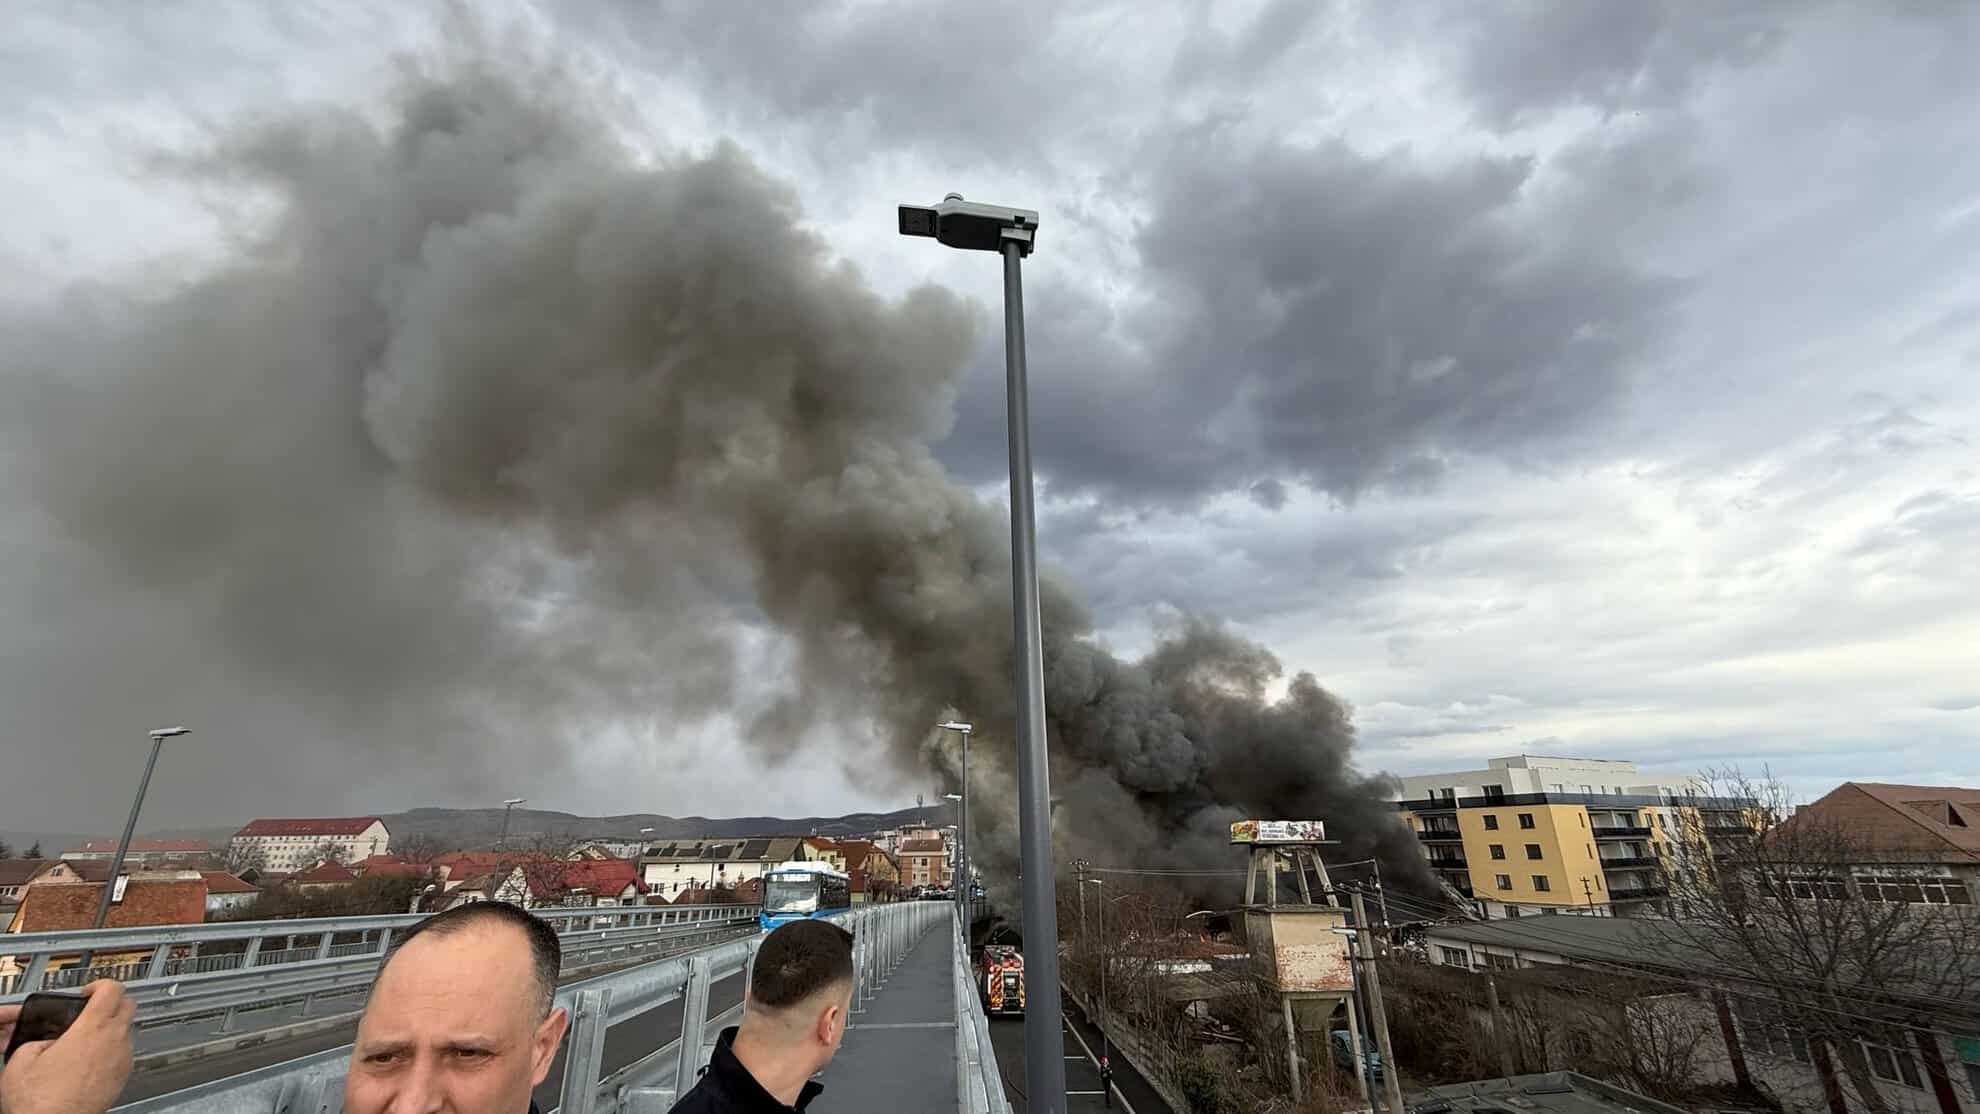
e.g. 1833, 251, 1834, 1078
229, 817, 391, 873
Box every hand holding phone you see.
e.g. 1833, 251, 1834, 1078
0, 981, 135, 1114
2, 993, 88, 1060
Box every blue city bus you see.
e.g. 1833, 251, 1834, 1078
760, 861, 852, 931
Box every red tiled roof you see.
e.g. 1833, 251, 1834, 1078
8, 880, 207, 933
199, 871, 260, 895
1791, 782, 1980, 860
292, 861, 359, 883
552, 859, 646, 896
34, 860, 113, 884
0, 860, 57, 887
360, 862, 433, 879
234, 817, 383, 837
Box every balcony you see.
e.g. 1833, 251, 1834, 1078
1429, 857, 1470, 870
1417, 829, 1464, 842
1592, 826, 1652, 839
1705, 823, 1755, 837
1599, 856, 1659, 869
1608, 885, 1669, 902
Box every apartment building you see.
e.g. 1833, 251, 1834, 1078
1393, 755, 1752, 918
229, 817, 392, 873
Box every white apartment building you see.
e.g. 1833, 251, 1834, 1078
229, 817, 392, 872
1390, 755, 1706, 804
637, 836, 808, 897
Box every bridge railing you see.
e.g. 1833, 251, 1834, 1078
3, 904, 758, 1050
111, 900, 969, 1114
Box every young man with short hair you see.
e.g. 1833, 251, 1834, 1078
671, 918, 855, 1113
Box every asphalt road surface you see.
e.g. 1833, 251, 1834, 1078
987, 1003, 1173, 1114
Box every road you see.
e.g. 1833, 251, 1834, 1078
986, 1001, 1173, 1114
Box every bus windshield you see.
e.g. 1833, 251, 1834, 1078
764, 875, 819, 914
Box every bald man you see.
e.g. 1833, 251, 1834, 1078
670, 919, 854, 1113
345, 902, 570, 1114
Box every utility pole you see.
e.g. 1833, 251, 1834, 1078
1344, 931, 1377, 1112
1352, 892, 1407, 1114
1373, 859, 1392, 947
1581, 875, 1596, 913
1485, 970, 1517, 1078
1074, 859, 1088, 951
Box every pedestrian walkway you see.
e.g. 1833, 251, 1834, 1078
811, 922, 959, 1113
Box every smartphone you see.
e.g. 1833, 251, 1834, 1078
4, 992, 88, 1060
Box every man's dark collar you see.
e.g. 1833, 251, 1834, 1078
709, 1026, 825, 1111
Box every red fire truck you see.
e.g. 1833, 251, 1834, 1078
980, 945, 1026, 1015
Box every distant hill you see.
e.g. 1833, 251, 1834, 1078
380, 803, 959, 850
1, 802, 955, 860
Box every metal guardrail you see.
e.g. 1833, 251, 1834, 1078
3, 905, 757, 1054
1, 903, 757, 1000
952, 912, 1014, 1114
109, 900, 974, 1114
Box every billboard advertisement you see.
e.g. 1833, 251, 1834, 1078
1229, 819, 1326, 844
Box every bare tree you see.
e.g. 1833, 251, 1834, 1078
307, 841, 351, 866
24, 841, 42, 859
1659, 769, 1980, 1114
225, 841, 267, 875
391, 832, 447, 864
512, 831, 588, 906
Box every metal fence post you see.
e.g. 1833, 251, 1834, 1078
557, 987, 613, 1114
675, 957, 714, 1086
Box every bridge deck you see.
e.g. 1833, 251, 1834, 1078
814, 922, 959, 1112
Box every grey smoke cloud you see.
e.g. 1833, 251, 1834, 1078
1, 51, 1426, 890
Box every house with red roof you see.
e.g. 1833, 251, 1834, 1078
198, 871, 261, 917
290, 860, 360, 893
0, 874, 209, 984
229, 817, 391, 874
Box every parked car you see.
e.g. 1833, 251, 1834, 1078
1330, 1030, 1382, 1081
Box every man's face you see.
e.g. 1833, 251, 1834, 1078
345, 922, 568, 1114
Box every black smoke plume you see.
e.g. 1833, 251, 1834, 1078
0, 51, 1427, 896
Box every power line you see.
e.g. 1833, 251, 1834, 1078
1421, 914, 1980, 1030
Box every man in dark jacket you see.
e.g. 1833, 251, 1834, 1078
671, 919, 855, 1113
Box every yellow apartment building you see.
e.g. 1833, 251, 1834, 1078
1392, 755, 1753, 919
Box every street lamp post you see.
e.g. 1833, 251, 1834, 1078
498, 797, 527, 851
938, 719, 973, 925
1085, 879, 1129, 1108
92, 727, 189, 933
901, 195, 1066, 1111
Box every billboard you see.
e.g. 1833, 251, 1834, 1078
1230, 819, 1326, 844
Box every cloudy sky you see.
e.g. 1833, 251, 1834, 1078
2, 1, 1975, 834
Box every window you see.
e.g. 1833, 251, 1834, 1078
1495, 874, 1512, 891
1525, 844, 1543, 860
1488, 951, 1517, 967
1581, 784, 1593, 794
1578, 813, 1584, 827
1483, 785, 1506, 804
1532, 875, 1552, 892
1518, 813, 1536, 830
1489, 844, 1506, 860
1858, 1028, 1923, 1088
1437, 946, 1470, 968
1483, 815, 1500, 831
1549, 783, 1564, 793
1587, 844, 1593, 857
1504, 906, 1523, 918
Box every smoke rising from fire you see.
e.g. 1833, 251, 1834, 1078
1, 51, 1427, 893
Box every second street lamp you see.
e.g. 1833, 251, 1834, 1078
901, 196, 1066, 1111
498, 797, 527, 851
937, 718, 974, 926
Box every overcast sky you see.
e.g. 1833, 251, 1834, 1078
2, 1, 1975, 834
